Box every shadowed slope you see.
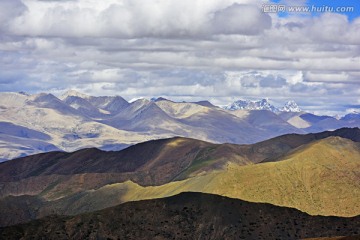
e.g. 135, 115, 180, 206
2, 128, 359, 184
1, 192, 359, 240
305, 237, 360, 240
0, 137, 215, 185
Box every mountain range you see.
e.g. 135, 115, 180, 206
1, 127, 359, 228
0, 90, 359, 161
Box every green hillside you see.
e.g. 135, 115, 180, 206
99, 137, 360, 217
1, 133, 360, 227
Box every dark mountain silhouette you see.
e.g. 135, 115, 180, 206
0, 192, 359, 240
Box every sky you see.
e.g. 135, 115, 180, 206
0, 0, 359, 115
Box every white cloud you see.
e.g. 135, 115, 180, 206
307, 13, 360, 44
304, 71, 360, 84
0, 0, 359, 114
211, 4, 271, 35
0, 0, 27, 31
5, 0, 267, 38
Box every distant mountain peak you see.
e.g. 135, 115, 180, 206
225, 98, 279, 112
135, 98, 150, 103
151, 97, 171, 102
281, 100, 302, 113
18, 91, 30, 96
192, 100, 215, 108
341, 111, 360, 121
61, 90, 90, 100
31, 92, 58, 101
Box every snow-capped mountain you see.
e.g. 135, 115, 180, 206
225, 99, 302, 113
280, 100, 302, 113
225, 99, 279, 112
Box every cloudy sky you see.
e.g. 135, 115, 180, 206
0, 0, 359, 115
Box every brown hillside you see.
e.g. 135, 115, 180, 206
0, 137, 216, 185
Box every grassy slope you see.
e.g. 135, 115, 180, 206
1, 136, 360, 227
107, 136, 360, 217
205, 136, 360, 217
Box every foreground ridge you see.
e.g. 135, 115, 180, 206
1, 192, 359, 240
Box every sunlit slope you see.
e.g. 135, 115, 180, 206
1, 136, 359, 226
101, 136, 360, 217
205, 136, 360, 217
